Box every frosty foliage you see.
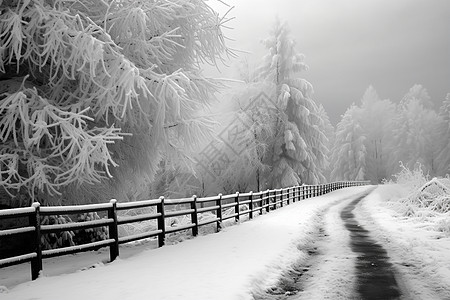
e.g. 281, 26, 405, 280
386, 163, 450, 235
389, 94, 441, 176
39, 212, 108, 250
436, 93, 450, 175
330, 105, 366, 181
216, 83, 276, 194
386, 162, 429, 189
257, 19, 328, 187
0, 0, 231, 205
333, 84, 449, 183
358, 86, 395, 183
40, 215, 76, 250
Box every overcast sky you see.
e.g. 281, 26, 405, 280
206, 0, 450, 124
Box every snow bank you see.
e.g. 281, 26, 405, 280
356, 184, 450, 300
1, 187, 370, 300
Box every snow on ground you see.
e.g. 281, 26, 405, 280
294, 193, 361, 300
355, 184, 450, 300
3, 184, 448, 300
0, 187, 370, 300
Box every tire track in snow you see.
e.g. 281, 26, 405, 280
354, 186, 450, 300
341, 191, 401, 300
253, 187, 375, 300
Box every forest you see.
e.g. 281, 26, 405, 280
0, 0, 449, 208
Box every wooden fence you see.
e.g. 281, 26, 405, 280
0, 181, 369, 280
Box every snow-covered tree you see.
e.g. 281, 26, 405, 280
317, 103, 334, 181
401, 84, 433, 108
388, 86, 441, 176
331, 105, 367, 181
257, 19, 328, 187
0, 0, 230, 205
359, 86, 395, 183
436, 93, 450, 176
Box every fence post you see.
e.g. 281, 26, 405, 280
272, 190, 277, 210
280, 189, 284, 207
287, 188, 290, 205
292, 187, 296, 203
260, 192, 264, 214
234, 192, 240, 222
265, 189, 270, 213
217, 194, 223, 232
108, 199, 119, 262
157, 196, 166, 247
30, 202, 42, 281
191, 195, 199, 237
249, 191, 253, 220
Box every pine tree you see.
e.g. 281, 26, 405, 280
331, 105, 367, 181
0, 0, 231, 205
359, 86, 395, 183
257, 19, 328, 187
317, 103, 334, 181
401, 84, 433, 108
389, 86, 441, 176
436, 93, 450, 176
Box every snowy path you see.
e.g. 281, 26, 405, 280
0, 186, 372, 300
256, 186, 405, 300
271, 185, 449, 300
355, 185, 450, 300
341, 193, 400, 299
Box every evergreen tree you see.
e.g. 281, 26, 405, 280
388, 86, 440, 176
401, 84, 433, 108
359, 86, 395, 183
436, 93, 450, 176
317, 103, 334, 181
331, 105, 367, 181
0, 0, 230, 205
206, 82, 276, 194
257, 19, 328, 187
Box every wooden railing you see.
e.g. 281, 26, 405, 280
0, 181, 370, 280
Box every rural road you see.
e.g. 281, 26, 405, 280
256, 187, 404, 300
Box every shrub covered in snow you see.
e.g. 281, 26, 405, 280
386, 164, 450, 236
40, 215, 75, 250
40, 213, 109, 250
73, 212, 109, 245
385, 162, 429, 189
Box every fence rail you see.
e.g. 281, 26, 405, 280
0, 181, 370, 281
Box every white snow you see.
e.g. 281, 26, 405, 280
294, 194, 359, 299
0, 206, 35, 217
0, 187, 368, 300
1, 184, 449, 299
39, 203, 112, 213
355, 184, 450, 300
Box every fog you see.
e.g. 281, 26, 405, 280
206, 0, 450, 124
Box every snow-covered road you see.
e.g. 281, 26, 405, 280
1, 185, 449, 300
0, 187, 370, 300
356, 185, 450, 300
